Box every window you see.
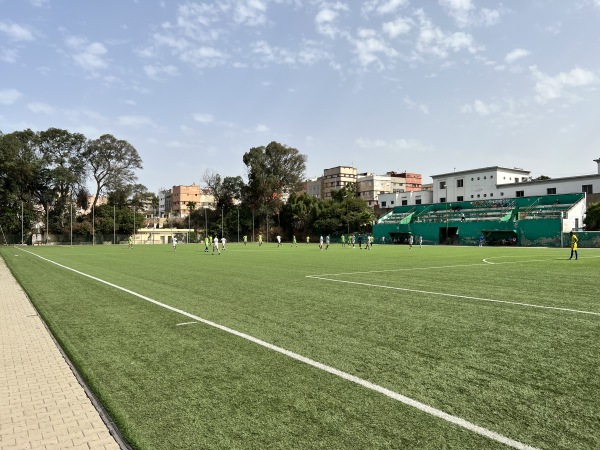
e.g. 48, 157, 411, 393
439, 181, 446, 189
415, 199, 422, 205
516, 190, 524, 197
381, 201, 387, 207
402, 200, 408, 206
491, 175, 494, 179
484, 194, 487, 197
547, 188, 556, 195
582, 184, 593, 194
391, 201, 394, 205
456, 179, 464, 187
470, 195, 474, 198
440, 197, 446, 202
457, 196, 463, 201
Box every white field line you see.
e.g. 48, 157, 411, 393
16, 247, 539, 450
306, 257, 600, 317
176, 321, 199, 326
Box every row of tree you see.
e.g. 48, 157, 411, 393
1, 130, 374, 243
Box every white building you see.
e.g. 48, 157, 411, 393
380, 160, 600, 209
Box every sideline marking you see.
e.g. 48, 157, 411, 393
304, 276, 600, 317
176, 321, 199, 326
16, 247, 538, 450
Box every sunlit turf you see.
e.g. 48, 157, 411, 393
1, 242, 599, 449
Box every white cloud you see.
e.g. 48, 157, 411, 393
1, 48, 19, 63
179, 46, 228, 69
65, 37, 109, 71
439, 0, 501, 28
460, 99, 499, 116
193, 113, 214, 124
117, 115, 154, 127
233, 0, 268, 26
355, 137, 425, 151
530, 66, 600, 103
250, 40, 329, 66
0, 21, 35, 41
29, 0, 50, 6
27, 102, 55, 114
315, 3, 349, 39
255, 124, 269, 132
144, 64, 179, 80
414, 10, 481, 59
353, 28, 398, 67
505, 48, 530, 65
362, 0, 408, 16
382, 17, 412, 38
0, 89, 22, 105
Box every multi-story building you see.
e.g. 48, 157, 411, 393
320, 166, 358, 200
356, 172, 411, 208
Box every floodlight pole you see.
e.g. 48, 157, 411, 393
221, 207, 223, 238
92, 204, 95, 245
70, 199, 72, 246
237, 207, 240, 243
21, 201, 24, 245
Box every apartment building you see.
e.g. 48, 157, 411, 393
321, 166, 358, 200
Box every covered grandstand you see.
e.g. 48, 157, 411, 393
373, 193, 587, 247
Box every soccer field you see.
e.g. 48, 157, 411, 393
1, 243, 599, 449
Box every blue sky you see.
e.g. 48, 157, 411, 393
2, 0, 600, 193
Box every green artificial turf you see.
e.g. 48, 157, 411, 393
1, 242, 599, 449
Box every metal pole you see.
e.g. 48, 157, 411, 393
252, 209, 255, 242
188, 211, 190, 243
237, 207, 240, 243
133, 206, 136, 245
113, 204, 116, 244
221, 207, 223, 238
92, 204, 95, 245
46, 204, 49, 244
21, 202, 24, 245
204, 207, 207, 238
70, 199, 72, 246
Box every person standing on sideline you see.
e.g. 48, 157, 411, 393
128, 235, 133, 249
479, 234, 484, 247
325, 235, 330, 250
172, 237, 178, 251
276, 235, 282, 247
292, 235, 297, 247
243, 235, 247, 246
408, 234, 413, 249
351, 234, 356, 248
258, 233, 263, 247
204, 236, 210, 252
212, 236, 220, 255
381, 236, 385, 245
221, 236, 227, 251
341, 234, 346, 248
419, 235, 423, 248
569, 231, 579, 260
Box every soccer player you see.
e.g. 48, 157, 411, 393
172, 237, 177, 251
243, 235, 247, 246
258, 234, 263, 247
128, 235, 133, 249
319, 235, 323, 250
221, 236, 227, 251
292, 235, 297, 247
276, 235, 282, 247
212, 236, 220, 255
479, 234, 484, 247
325, 235, 330, 250
341, 234, 346, 248
306, 236, 310, 245
204, 236, 210, 252
408, 235, 413, 250
351, 234, 356, 248
419, 235, 423, 248
569, 231, 578, 260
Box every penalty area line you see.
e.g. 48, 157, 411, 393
305, 276, 600, 318
17, 247, 539, 450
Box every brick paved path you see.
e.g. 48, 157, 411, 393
0, 256, 122, 450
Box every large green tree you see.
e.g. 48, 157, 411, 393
584, 203, 600, 231
85, 134, 143, 212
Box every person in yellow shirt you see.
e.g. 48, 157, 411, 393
569, 231, 578, 260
